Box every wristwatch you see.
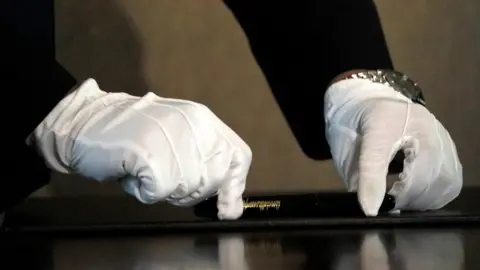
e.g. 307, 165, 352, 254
345, 69, 426, 106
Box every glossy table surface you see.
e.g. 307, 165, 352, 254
2, 227, 479, 270
3, 188, 480, 269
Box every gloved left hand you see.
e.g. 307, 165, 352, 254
27, 78, 252, 220
325, 77, 463, 216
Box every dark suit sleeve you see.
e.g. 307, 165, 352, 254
223, 0, 394, 160
0, 20, 77, 212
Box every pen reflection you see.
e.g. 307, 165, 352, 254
42, 229, 465, 269
214, 230, 465, 270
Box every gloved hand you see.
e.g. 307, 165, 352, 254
27, 79, 252, 220
324, 78, 463, 216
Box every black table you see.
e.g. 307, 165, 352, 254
2, 188, 480, 269
1, 227, 478, 269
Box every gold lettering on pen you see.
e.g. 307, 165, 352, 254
243, 200, 281, 211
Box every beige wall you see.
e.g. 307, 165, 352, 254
33, 0, 480, 197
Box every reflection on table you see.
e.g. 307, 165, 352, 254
2, 228, 471, 270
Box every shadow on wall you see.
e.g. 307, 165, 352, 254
34, 0, 148, 197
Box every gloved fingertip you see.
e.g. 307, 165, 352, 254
358, 182, 386, 217
217, 196, 244, 220
359, 197, 379, 216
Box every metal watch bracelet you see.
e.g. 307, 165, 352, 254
345, 69, 426, 106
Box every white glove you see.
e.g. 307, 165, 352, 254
27, 79, 252, 220
325, 78, 463, 216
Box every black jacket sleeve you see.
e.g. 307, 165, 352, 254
0, 20, 77, 212
224, 0, 394, 160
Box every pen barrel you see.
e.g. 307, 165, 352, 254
194, 193, 395, 219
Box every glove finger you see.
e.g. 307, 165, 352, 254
406, 169, 457, 211
396, 125, 462, 210
425, 124, 463, 209
217, 147, 251, 220
120, 176, 145, 202
120, 173, 178, 205
119, 155, 180, 205
171, 138, 251, 214
171, 146, 232, 207
191, 104, 252, 220
358, 130, 401, 216
169, 103, 251, 213
391, 145, 436, 210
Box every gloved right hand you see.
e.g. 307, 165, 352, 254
27, 79, 252, 220
324, 78, 462, 216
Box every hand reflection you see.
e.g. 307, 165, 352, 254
360, 233, 390, 270
336, 230, 464, 270
212, 230, 465, 270
48, 229, 465, 270
218, 235, 250, 270
390, 230, 464, 270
